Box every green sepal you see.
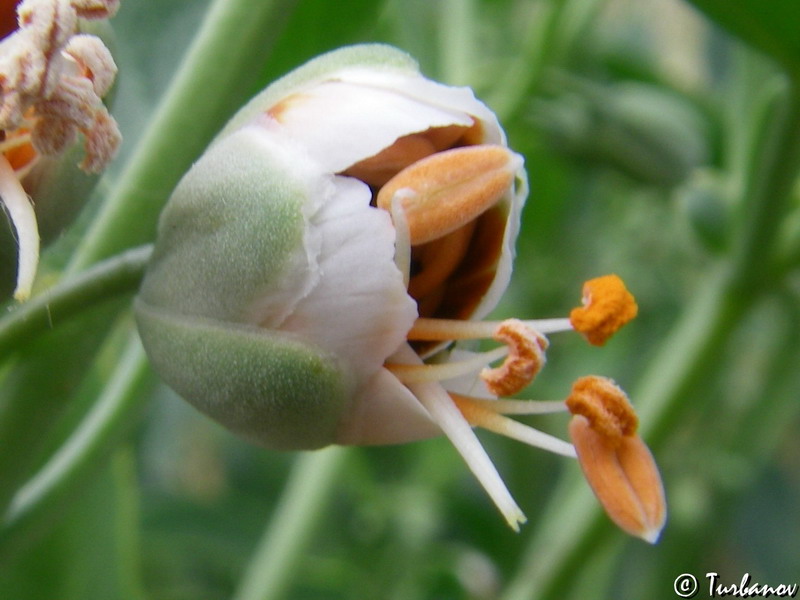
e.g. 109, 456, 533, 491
135, 300, 348, 450
137, 128, 307, 324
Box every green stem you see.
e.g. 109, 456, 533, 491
730, 79, 800, 289
0, 334, 150, 562
486, 0, 566, 121
486, 0, 604, 122
232, 446, 352, 600
0, 245, 151, 362
438, 0, 477, 86
110, 448, 147, 600
67, 0, 299, 273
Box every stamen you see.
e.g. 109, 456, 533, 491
386, 345, 508, 384
0, 0, 120, 174
565, 376, 667, 543
565, 375, 637, 443
408, 317, 572, 341
569, 274, 638, 346
0, 154, 39, 301
376, 145, 520, 245
459, 397, 569, 415
392, 343, 527, 531
480, 318, 548, 396
407, 221, 475, 301
452, 394, 576, 458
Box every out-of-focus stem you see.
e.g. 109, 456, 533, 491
0, 335, 150, 562
0, 245, 151, 362
67, 0, 299, 273
232, 447, 351, 600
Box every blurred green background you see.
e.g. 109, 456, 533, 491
1, 0, 799, 598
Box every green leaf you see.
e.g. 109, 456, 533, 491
686, 0, 800, 78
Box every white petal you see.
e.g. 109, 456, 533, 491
279, 173, 418, 380
336, 367, 439, 445
261, 68, 505, 174
261, 80, 471, 173
336, 67, 505, 143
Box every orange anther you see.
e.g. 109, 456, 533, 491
565, 375, 637, 443
480, 319, 548, 397
569, 274, 637, 346
566, 376, 666, 543
376, 144, 519, 245
569, 416, 667, 543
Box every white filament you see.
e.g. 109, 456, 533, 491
390, 192, 412, 287
392, 343, 527, 531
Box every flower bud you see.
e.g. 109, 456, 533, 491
535, 79, 708, 187
136, 44, 527, 450
676, 169, 732, 253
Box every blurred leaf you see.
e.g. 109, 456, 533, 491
0, 451, 143, 600
0, 300, 128, 511
686, 0, 800, 78
257, 0, 389, 87
534, 77, 710, 187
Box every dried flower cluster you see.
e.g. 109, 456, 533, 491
0, 0, 120, 300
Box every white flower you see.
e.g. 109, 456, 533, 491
136, 44, 665, 541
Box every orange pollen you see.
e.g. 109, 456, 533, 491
480, 319, 548, 397
565, 375, 638, 444
569, 274, 638, 346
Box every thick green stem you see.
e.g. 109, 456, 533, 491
232, 447, 351, 600
0, 245, 151, 362
730, 80, 800, 289
67, 0, 299, 273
